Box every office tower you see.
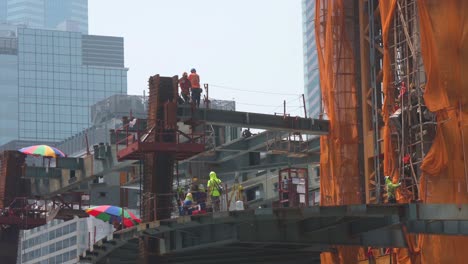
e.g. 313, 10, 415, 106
0, 0, 6, 23
302, 0, 321, 119
0, 26, 127, 146
6, 0, 88, 34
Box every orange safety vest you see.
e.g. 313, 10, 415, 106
188, 73, 201, 89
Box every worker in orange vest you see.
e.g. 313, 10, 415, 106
188, 68, 202, 107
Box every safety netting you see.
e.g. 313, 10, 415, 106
417, 0, 468, 263
315, 0, 468, 263
315, 0, 361, 262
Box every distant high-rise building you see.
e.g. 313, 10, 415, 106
17, 216, 114, 264
0, 26, 127, 145
302, 0, 321, 119
0, 0, 7, 23
6, 0, 88, 33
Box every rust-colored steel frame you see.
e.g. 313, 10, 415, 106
0, 197, 47, 229
278, 167, 309, 208
138, 75, 206, 263
115, 117, 206, 162
0, 193, 89, 229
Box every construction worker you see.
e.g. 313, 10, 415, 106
179, 72, 191, 103
242, 128, 252, 138
207, 171, 222, 212
197, 184, 207, 210
188, 68, 202, 107
182, 193, 195, 215
236, 184, 247, 209
385, 175, 401, 203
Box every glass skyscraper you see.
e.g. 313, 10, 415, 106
5, 0, 88, 34
0, 25, 127, 145
0, 0, 7, 23
302, 0, 321, 119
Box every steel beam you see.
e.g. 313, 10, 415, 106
406, 220, 468, 235
84, 204, 468, 264
176, 130, 320, 177
212, 154, 318, 176
180, 130, 319, 165
180, 131, 295, 164
405, 204, 468, 221
178, 105, 329, 135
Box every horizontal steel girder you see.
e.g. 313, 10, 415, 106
179, 131, 320, 164
116, 141, 205, 161
176, 131, 320, 177
178, 105, 329, 135
84, 204, 468, 263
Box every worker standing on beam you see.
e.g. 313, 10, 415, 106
179, 72, 191, 103
188, 68, 202, 107
207, 171, 222, 212
385, 175, 401, 204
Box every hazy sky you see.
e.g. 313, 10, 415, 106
89, 0, 305, 115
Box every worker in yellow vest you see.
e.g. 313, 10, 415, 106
207, 171, 222, 212
385, 175, 401, 203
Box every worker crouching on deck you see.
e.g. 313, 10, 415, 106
207, 171, 222, 212
182, 193, 197, 215
385, 175, 401, 204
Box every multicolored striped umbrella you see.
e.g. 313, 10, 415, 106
85, 205, 141, 228
19, 145, 66, 158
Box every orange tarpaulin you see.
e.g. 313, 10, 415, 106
417, 0, 468, 263
315, 0, 468, 263
315, 0, 361, 262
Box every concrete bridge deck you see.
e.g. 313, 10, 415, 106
80, 203, 468, 263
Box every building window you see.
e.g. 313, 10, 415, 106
245, 185, 262, 202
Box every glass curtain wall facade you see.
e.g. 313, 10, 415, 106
0, 54, 19, 144
17, 216, 114, 264
6, 0, 45, 29
6, 0, 88, 34
45, 0, 88, 34
19, 219, 79, 264
17, 28, 126, 143
302, 0, 321, 119
0, 0, 7, 22
0, 27, 19, 144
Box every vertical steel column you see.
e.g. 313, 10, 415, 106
353, 0, 366, 204
368, 0, 382, 203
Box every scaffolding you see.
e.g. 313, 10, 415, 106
387, 0, 435, 202
366, 0, 385, 204
278, 168, 309, 208
363, 0, 435, 204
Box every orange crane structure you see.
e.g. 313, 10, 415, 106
315, 0, 468, 263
